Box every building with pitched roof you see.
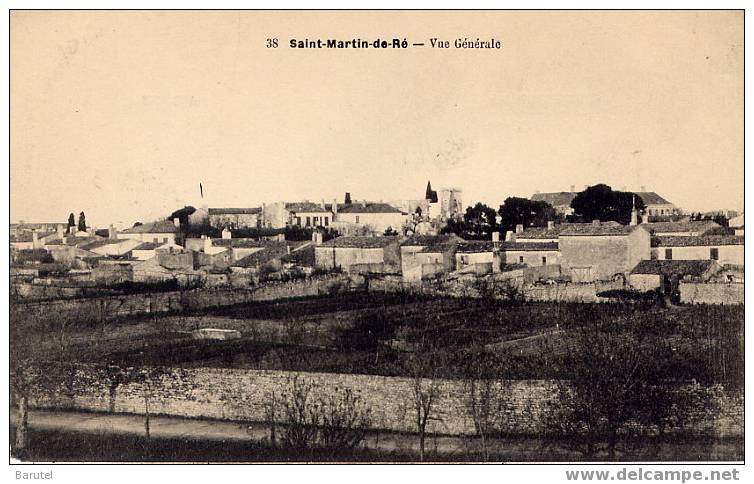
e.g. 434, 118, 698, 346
629, 259, 722, 293
641, 220, 720, 237
558, 222, 650, 282
315, 236, 401, 273
635, 191, 678, 218
651, 235, 744, 266
117, 220, 179, 244
207, 207, 262, 229
530, 191, 578, 216
400, 234, 463, 281
331, 201, 406, 235
286, 201, 333, 228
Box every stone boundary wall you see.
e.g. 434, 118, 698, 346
367, 275, 624, 303
30, 366, 742, 439
680, 283, 744, 305
11, 274, 361, 326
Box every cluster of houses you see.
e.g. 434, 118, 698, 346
10, 185, 744, 296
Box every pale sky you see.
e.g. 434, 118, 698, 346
10, 10, 743, 228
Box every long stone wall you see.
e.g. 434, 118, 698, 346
11, 274, 361, 326
679, 283, 744, 305
30, 366, 742, 439
367, 275, 624, 303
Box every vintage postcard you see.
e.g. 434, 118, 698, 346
8, 8, 744, 471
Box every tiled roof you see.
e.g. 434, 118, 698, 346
631, 259, 719, 277
285, 202, 330, 213
530, 192, 577, 207
211, 238, 279, 248
503, 242, 559, 252
336, 202, 402, 214
10, 232, 55, 243
232, 242, 291, 268
516, 222, 618, 240
281, 245, 315, 265
79, 239, 124, 250
641, 220, 719, 235
208, 207, 261, 215
456, 241, 495, 253
456, 240, 560, 253
651, 235, 744, 248
634, 192, 672, 206
120, 220, 178, 234
133, 242, 161, 251
319, 236, 400, 248
401, 234, 462, 247
560, 223, 639, 236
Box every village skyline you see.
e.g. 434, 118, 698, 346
10, 10, 743, 226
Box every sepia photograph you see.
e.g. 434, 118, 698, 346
6, 7, 745, 470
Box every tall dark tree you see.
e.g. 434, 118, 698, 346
67, 213, 76, 233
498, 197, 561, 233
570, 184, 645, 225
441, 202, 498, 240
77, 211, 87, 232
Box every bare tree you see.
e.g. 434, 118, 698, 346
406, 350, 444, 462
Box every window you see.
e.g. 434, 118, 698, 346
665, 248, 673, 260
710, 248, 719, 260
519, 256, 524, 264
296, 216, 302, 226
306, 216, 311, 226
542, 256, 547, 265
651, 250, 657, 260
313, 216, 319, 226
153, 237, 158, 243
460, 255, 468, 265
324, 217, 329, 226
163, 237, 168, 243
356, 216, 360, 224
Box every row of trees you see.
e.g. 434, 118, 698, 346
441, 184, 646, 239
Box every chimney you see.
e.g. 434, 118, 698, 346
221, 228, 231, 240
361, 201, 367, 208
492, 232, 500, 243
570, 185, 575, 192
640, 186, 646, 192
592, 219, 600, 225
505, 231, 513, 242
535, 189, 540, 194
31, 230, 40, 249
345, 192, 352, 205
630, 209, 638, 226
173, 217, 180, 228
321, 199, 326, 210
109, 224, 117, 239
312, 232, 323, 246
515, 224, 524, 234
547, 221, 554, 230
332, 198, 338, 214
286, 244, 291, 255
57, 225, 65, 239
203, 236, 212, 253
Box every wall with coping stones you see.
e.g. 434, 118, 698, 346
30, 366, 742, 439
679, 283, 744, 305
367, 275, 624, 303
11, 274, 362, 326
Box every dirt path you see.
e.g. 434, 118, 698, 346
10, 409, 742, 462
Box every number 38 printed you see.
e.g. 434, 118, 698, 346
266, 38, 278, 48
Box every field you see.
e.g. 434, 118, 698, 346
12, 291, 744, 384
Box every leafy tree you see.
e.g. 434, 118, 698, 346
168, 206, 196, 227
383, 226, 399, 236
67, 213, 76, 233
542, 321, 717, 458
77, 211, 87, 232
441, 202, 498, 240
570, 184, 645, 225
497, 197, 561, 233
